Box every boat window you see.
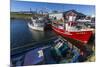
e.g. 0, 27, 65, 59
59, 43, 69, 51
54, 38, 61, 43
76, 26, 82, 30
54, 41, 63, 49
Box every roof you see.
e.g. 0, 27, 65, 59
65, 11, 77, 16
49, 12, 63, 15
64, 10, 86, 17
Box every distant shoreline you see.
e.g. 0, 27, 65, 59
10, 12, 33, 20
10, 12, 46, 20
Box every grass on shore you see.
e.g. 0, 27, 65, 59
10, 12, 46, 19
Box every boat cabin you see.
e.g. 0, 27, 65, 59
51, 11, 91, 32
49, 13, 63, 20
65, 11, 77, 22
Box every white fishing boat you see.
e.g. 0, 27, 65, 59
28, 17, 45, 31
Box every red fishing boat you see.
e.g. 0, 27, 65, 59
51, 11, 93, 44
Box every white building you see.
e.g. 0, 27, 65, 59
49, 13, 63, 20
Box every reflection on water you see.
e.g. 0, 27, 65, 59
30, 29, 45, 41
11, 19, 56, 49
11, 19, 33, 48
29, 28, 56, 42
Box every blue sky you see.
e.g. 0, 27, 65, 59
11, 0, 95, 16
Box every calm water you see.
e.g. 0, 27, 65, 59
11, 19, 56, 49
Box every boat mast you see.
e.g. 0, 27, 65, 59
62, 5, 66, 31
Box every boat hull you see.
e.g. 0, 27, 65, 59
28, 23, 44, 31
52, 26, 92, 44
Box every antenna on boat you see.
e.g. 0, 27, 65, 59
30, 8, 33, 16
29, 8, 33, 19
62, 4, 66, 30
30, 8, 32, 14
30, 8, 37, 19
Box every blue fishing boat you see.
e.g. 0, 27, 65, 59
23, 37, 80, 65
23, 47, 45, 65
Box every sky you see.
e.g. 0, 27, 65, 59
11, 0, 95, 16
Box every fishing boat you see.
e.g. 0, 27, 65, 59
51, 37, 80, 63
51, 11, 93, 44
28, 17, 45, 31
23, 37, 80, 65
